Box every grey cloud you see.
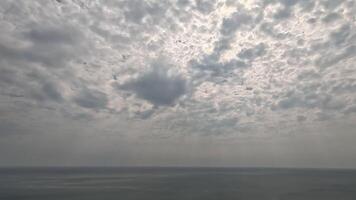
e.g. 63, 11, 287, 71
191, 53, 246, 76
311, 23, 353, 51
278, 95, 300, 109
0, 23, 87, 68
322, 12, 341, 23
122, 0, 168, 24
0, 121, 24, 137
321, 0, 345, 10
199, 117, 238, 135
259, 22, 289, 39
297, 70, 321, 81
135, 109, 155, 120
176, 0, 191, 8
316, 45, 356, 69
330, 79, 356, 94
329, 24, 352, 47
297, 115, 307, 122
237, 43, 267, 61
276, 79, 352, 121
25, 25, 82, 45
120, 64, 187, 107
220, 12, 253, 36
264, 0, 313, 20
280, 0, 299, 7
322, 96, 345, 110
167, 113, 239, 136
0, 68, 18, 86
278, 94, 318, 110
195, 0, 216, 14
40, 81, 63, 102
279, 0, 315, 11
0, 65, 64, 104
273, 8, 292, 20
189, 9, 255, 79
28, 81, 63, 103
1, 0, 356, 168
316, 111, 332, 121
311, 23, 355, 70
276, 86, 341, 111
74, 88, 108, 109
344, 105, 356, 115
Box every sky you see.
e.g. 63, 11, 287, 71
0, 0, 356, 168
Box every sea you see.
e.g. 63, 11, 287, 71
0, 167, 356, 200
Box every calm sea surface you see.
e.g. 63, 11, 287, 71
0, 167, 356, 200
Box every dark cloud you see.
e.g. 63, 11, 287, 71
74, 88, 108, 109
120, 63, 187, 107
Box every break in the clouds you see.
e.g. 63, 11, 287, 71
0, 0, 356, 168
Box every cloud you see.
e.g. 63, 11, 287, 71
316, 45, 356, 69
0, 23, 87, 69
0, 121, 24, 137
322, 12, 341, 23
220, 11, 253, 36
237, 43, 267, 61
122, 0, 168, 24
188, 8, 258, 79
73, 88, 108, 109
191, 55, 246, 77
30, 81, 63, 103
297, 115, 307, 122
0, 0, 356, 167
120, 62, 187, 107
195, 0, 216, 14
25, 24, 82, 45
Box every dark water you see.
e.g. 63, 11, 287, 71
1, 167, 356, 200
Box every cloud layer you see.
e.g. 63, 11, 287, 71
0, 0, 355, 167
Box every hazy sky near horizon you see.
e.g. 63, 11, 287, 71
0, 0, 356, 168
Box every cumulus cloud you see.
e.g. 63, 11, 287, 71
120, 62, 187, 107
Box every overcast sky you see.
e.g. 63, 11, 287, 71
0, 0, 356, 168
